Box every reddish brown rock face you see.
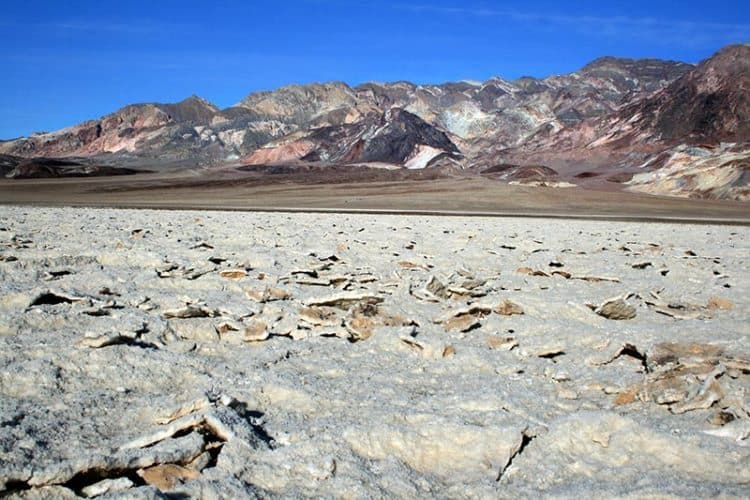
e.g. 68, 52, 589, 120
602, 45, 750, 146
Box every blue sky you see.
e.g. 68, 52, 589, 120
1, 0, 748, 139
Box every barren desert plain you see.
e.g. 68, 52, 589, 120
0, 190, 749, 497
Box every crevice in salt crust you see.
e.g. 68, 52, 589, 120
601, 343, 649, 373
498, 431, 535, 481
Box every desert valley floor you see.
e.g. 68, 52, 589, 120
2, 171, 750, 223
0, 205, 749, 497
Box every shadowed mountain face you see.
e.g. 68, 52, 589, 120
617, 45, 750, 145
1, 44, 748, 200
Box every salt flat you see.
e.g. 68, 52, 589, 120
0, 206, 749, 498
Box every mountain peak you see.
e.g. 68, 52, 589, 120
178, 95, 217, 108
578, 55, 692, 78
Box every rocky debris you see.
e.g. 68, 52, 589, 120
591, 342, 648, 369
155, 398, 212, 425
611, 342, 750, 417
434, 304, 492, 332
412, 273, 491, 302
517, 267, 620, 283
533, 346, 566, 360
420, 275, 448, 300
396, 336, 455, 360
573, 274, 620, 283
643, 290, 714, 319
434, 304, 493, 324
156, 262, 215, 280
590, 296, 637, 320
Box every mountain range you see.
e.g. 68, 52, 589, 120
1, 43, 748, 200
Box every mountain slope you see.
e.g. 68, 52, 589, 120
1, 45, 748, 200
0, 54, 691, 163
0, 96, 220, 159
498, 45, 750, 200
245, 108, 461, 168
613, 44, 750, 145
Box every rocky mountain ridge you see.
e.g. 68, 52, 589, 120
0, 54, 692, 161
1, 44, 748, 200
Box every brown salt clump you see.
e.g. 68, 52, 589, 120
669, 378, 724, 414
400, 336, 424, 352
220, 269, 247, 279
162, 304, 216, 319
299, 306, 342, 327
614, 385, 641, 405
399, 260, 429, 270
246, 287, 291, 303
215, 321, 240, 335
244, 319, 269, 342
575, 275, 620, 283
707, 296, 734, 310
595, 298, 636, 320
494, 299, 524, 316
444, 314, 480, 332
708, 410, 736, 426
138, 464, 200, 492
487, 336, 518, 351
551, 270, 572, 279
345, 316, 375, 341
517, 267, 550, 277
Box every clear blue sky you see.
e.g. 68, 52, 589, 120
1, 0, 748, 139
